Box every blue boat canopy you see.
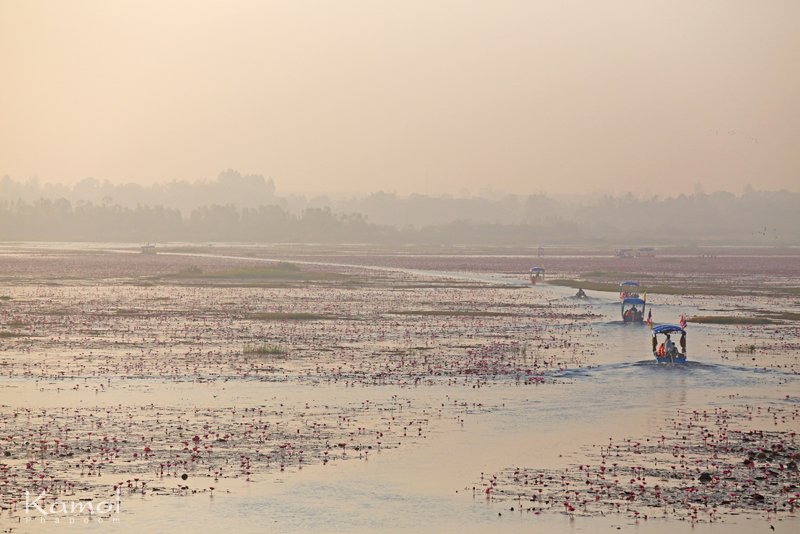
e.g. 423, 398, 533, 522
622, 297, 645, 306
620, 281, 640, 287
530, 267, 545, 273
653, 324, 685, 335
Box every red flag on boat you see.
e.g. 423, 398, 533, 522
679, 314, 687, 329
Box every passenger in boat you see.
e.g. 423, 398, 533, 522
665, 335, 676, 356
657, 343, 666, 357
624, 309, 632, 320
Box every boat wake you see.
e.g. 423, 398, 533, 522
549, 359, 795, 389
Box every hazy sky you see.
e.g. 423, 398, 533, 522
1, 0, 798, 196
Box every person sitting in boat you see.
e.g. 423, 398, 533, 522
576, 288, 586, 298
624, 309, 632, 320
657, 342, 666, 357
665, 335, 677, 356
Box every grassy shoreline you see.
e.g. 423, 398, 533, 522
548, 278, 800, 297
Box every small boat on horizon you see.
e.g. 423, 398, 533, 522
619, 280, 640, 300
529, 267, 545, 285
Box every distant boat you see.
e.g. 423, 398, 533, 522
529, 267, 545, 285
140, 243, 157, 255
616, 248, 656, 258
615, 248, 634, 258
622, 297, 646, 323
619, 280, 640, 300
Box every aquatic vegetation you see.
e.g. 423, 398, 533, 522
689, 316, 775, 325
248, 312, 330, 321
0, 244, 797, 531
388, 310, 518, 317
480, 405, 800, 523
0, 396, 441, 508
164, 264, 347, 285
243, 343, 287, 355
761, 311, 800, 322
0, 331, 25, 338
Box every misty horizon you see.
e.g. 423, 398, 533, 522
1, 168, 792, 204
2, 169, 798, 245
1, 0, 798, 243
2, 1, 799, 197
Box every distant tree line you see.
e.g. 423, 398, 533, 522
1, 170, 799, 244
0, 169, 278, 214
1, 193, 798, 245
0, 200, 384, 243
